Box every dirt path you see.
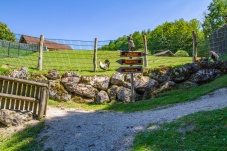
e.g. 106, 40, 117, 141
36, 88, 227, 151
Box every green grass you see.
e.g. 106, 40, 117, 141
0, 122, 44, 151
133, 107, 227, 150
0, 49, 192, 75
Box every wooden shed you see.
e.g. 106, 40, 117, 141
153, 50, 175, 57
19, 35, 72, 50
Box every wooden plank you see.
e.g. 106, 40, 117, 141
116, 66, 143, 74
0, 80, 3, 93
31, 85, 35, 98
143, 35, 148, 67
12, 82, 18, 95
93, 38, 98, 72
120, 51, 145, 57
0, 93, 38, 102
38, 87, 47, 119
116, 58, 143, 65
0, 75, 48, 88
38, 35, 44, 70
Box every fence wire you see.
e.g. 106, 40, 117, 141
209, 25, 227, 56
2, 31, 226, 73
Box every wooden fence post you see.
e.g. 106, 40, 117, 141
38, 87, 47, 119
143, 35, 148, 67
192, 31, 197, 63
93, 38, 98, 72
8, 42, 10, 57
38, 35, 44, 70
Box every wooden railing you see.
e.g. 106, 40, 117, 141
0, 75, 49, 119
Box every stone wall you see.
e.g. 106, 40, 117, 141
7, 60, 227, 104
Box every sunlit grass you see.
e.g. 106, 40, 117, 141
133, 107, 227, 150
0, 49, 192, 75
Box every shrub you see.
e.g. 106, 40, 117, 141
175, 50, 189, 57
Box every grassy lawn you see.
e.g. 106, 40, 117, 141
133, 107, 227, 150
0, 51, 227, 150
0, 49, 192, 75
0, 122, 44, 151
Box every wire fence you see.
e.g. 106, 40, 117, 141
209, 24, 227, 56
2, 30, 226, 73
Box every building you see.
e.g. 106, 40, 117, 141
153, 50, 175, 57
19, 35, 72, 50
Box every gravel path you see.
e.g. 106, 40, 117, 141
38, 88, 227, 151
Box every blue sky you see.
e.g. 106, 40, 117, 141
1, 0, 212, 41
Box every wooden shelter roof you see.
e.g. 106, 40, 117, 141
19, 35, 72, 50
153, 50, 175, 57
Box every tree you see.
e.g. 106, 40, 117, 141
0, 22, 16, 42
147, 19, 202, 55
202, 0, 227, 37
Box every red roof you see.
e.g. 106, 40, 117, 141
19, 35, 72, 50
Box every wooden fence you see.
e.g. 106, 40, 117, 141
0, 75, 49, 119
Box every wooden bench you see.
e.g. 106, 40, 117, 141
0, 75, 49, 119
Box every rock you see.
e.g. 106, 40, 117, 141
0, 109, 33, 127
172, 66, 190, 83
189, 69, 222, 84
8, 67, 28, 79
143, 81, 175, 99
220, 60, 227, 74
81, 75, 110, 91
96, 90, 110, 104
126, 74, 159, 94
61, 73, 81, 90
107, 85, 120, 101
49, 80, 71, 101
208, 61, 222, 69
110, 73, 125, 86
73, 84, 98, 99
180, 81, 198, 88
71, 96, 94, 104
30, 73, 48, 82
62, 72, 81, 78
45, 69, 61, 80
181, 63, 201, 75
117, 86, 137, 102
151, 65, 173, 83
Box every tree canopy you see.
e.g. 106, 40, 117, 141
148, 19, 203, 55
202, 0, 227, 37
100, 19, 203, 56
0, 22, 16, 42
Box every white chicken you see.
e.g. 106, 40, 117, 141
99, 59, 110, 70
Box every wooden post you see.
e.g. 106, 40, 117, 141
93, 38, 98, 72
192, 31, 197, 63
38, 87, 47, 119
18, 43, 20, 57
38, 35, 44, 70
143, 35, 148, 67
8, 42, 10, 57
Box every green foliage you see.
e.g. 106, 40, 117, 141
202, 0, 227, 37
100, 19, 203, 56
148, 19, 202, 56
174, 49, 189, 57
0, 22, 16, 42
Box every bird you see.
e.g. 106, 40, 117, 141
193, 56, 200, 62
210, 51, 219, 62
127, 36, 135, 51
99, 59, 110, 70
